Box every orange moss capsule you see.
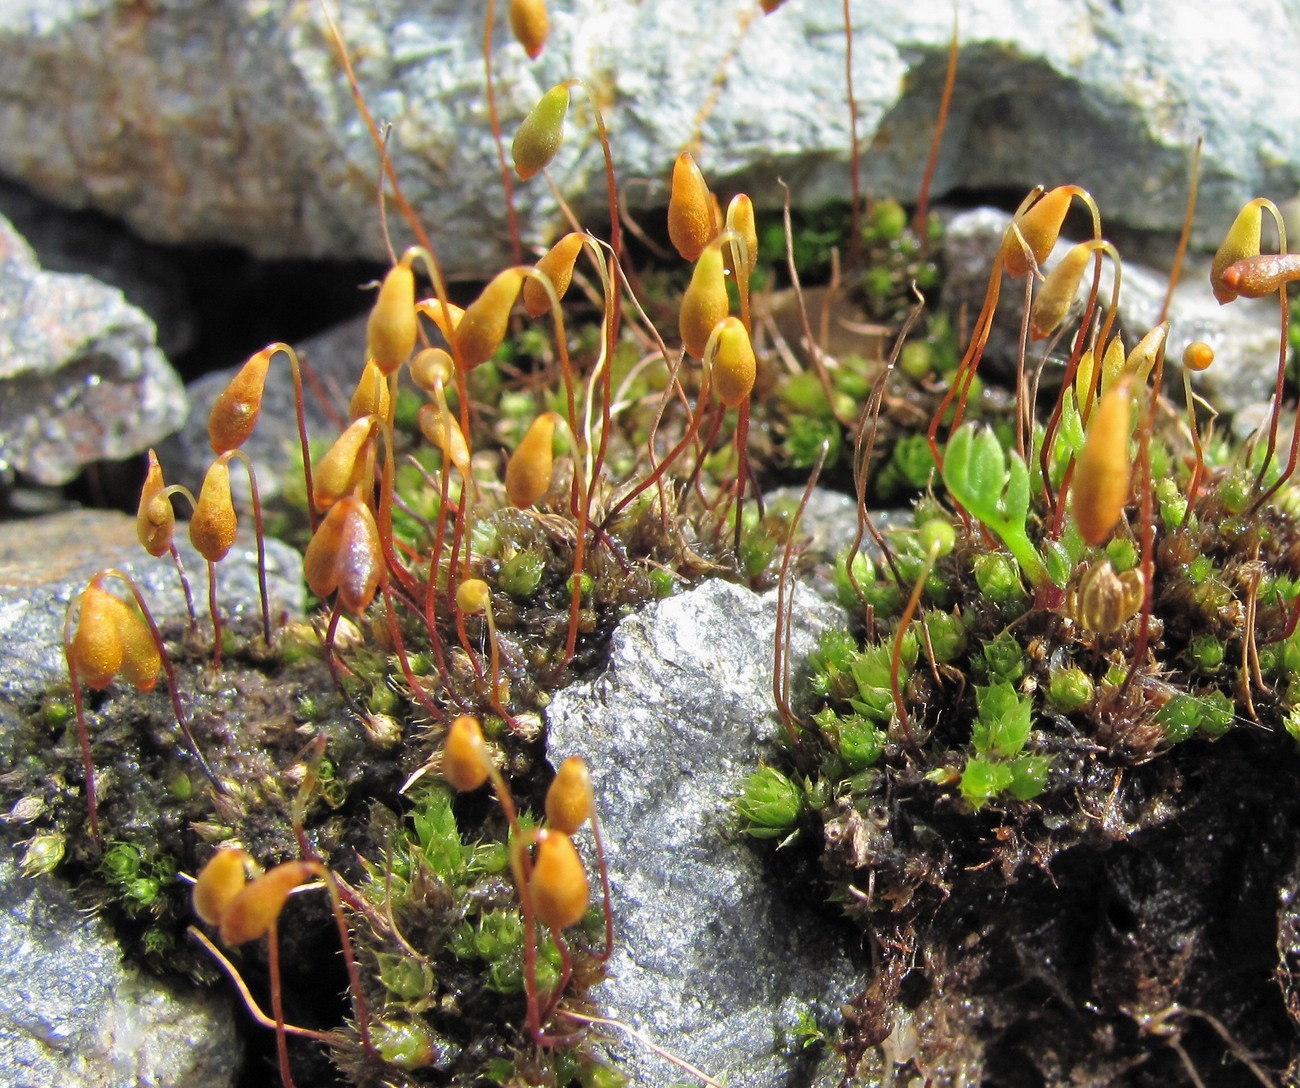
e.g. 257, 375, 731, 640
1218, 253, 1300, 300
1072, 378, 1132, 546
1211, 199, 1266, 304
349, 358, 391, 421
219, 860, 315, 947
456, 267, 527, 370
303, 494, 385, 614
505, 411, 560, 508
418, 402, 471, 476
192, 847, 252, 927
1183, 341, 1215, 372
1029, 240, 1102, 340
531, 830, 589, 930
668, 151, 715, 262
509, 0, 549, 59
70, 583, 127, 691
115, 599, 161, 693
443, 715, 491, 792
417, 299, 465, 344
523, 233, 585, 319
545, 756, 592, 834
209, 347, 272, 453
513, 84, 570, 180
710, 317, 756, 407
367, 259, 418, 375
313, 417, 377, 512
679, 245, 729, 360
1003, 185, 1075, 279
190, 456, 238, 563
136, 449, 175, 558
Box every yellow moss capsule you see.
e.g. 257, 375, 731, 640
456, 267, 527, 370
710, 317, 756, 407
115, 598, 161, 693
513, 84, 570, 181
71, 583, 126, 691
136, 449, 174, 558
1029, 240, 1101, 340
1211, 199, 1266, 304
367, 260, 418, 376
456, 578, 491, 616
679, 245, 729, 360
668, 151, 715, 263
189, 456, 238, 563
409, 348, 454, 394
1072, 378, 1132, 546
192, 848, 251, 927
219, 860, 314, 947
418, 402, 471, 476
1100, 335, 1126, 394
209, 347, 272, 454
522, 233, 585, 319
531, 830, 589, 930
545, 756, 592, 834
1003, 185, 1075, 279
303, 494, 385, 614
724, 193, 758, 281
417, 299, 464, 344
1182, 341, 1214, 372
443, 715, 491, 792
509, 0, 549, 59
1124, 323, 1167, 386
313, 417, 377, 512
505, 411, 560, 508
349, 358, 391, 421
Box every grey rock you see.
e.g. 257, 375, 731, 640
0, 850, 240, 1088
0, 507, 305, 1088
0, 2, 1296, 270
0, 213, 187, 486
546, 578, 860, 1088
940, 206, 1286, 416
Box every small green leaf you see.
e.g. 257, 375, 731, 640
960, 758, 1013, 809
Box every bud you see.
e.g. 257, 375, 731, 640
456, 267, 527, 369
303, 494, 385, 614
679, 244, 729, 359
508, 0, 549, 59
513, 84, 570, 180
219, 861, 314, 947
367, 259, 418, 375
190, 456, 238, 562
667, 151, 715, 262
530, 829, 589, 929
505, 411, 560, 507
443, 715, 491, 792
209, 347, 272, 453
545, 755, 592, 834
709, 317, 756, 407
136, 449, 175, 558
522, 232, 585, 318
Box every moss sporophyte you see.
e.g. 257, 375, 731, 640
17, 2, 1300, 1086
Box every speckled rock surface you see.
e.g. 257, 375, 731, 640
547, 579, 860, 1088
0, 214, 186, 486
0, 1, 1295, 269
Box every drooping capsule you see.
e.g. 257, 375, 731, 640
209, 347, 272, 453
522, 232, 585, 319
710, 317, 756, 407
679, 244, 729, 359
192, 847, 252, 928
189, 456, 238, 563
505, 411, 561, 507
442, 715, 491, 792
1072, 378, 1132, 546
667, 151, 715, 262
1210, 199, 1267, 304
508, 0, 549, 59
1003, 185, 1075, 279
219, 860, 315, 947
513, 84, 570, 180
456, 267, 527, 369
303, 494, 385, 614
530, 830, 589, 930
136, 449, 175, 558
545, 756, 592, 834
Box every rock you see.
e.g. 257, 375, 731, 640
546, 578, 860, 1088
0, 507, 305, 1088
940, 206, 1285, 416
0, 850, 240, 1088
0, 213, 187, 486
0, 2, 1294, 270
